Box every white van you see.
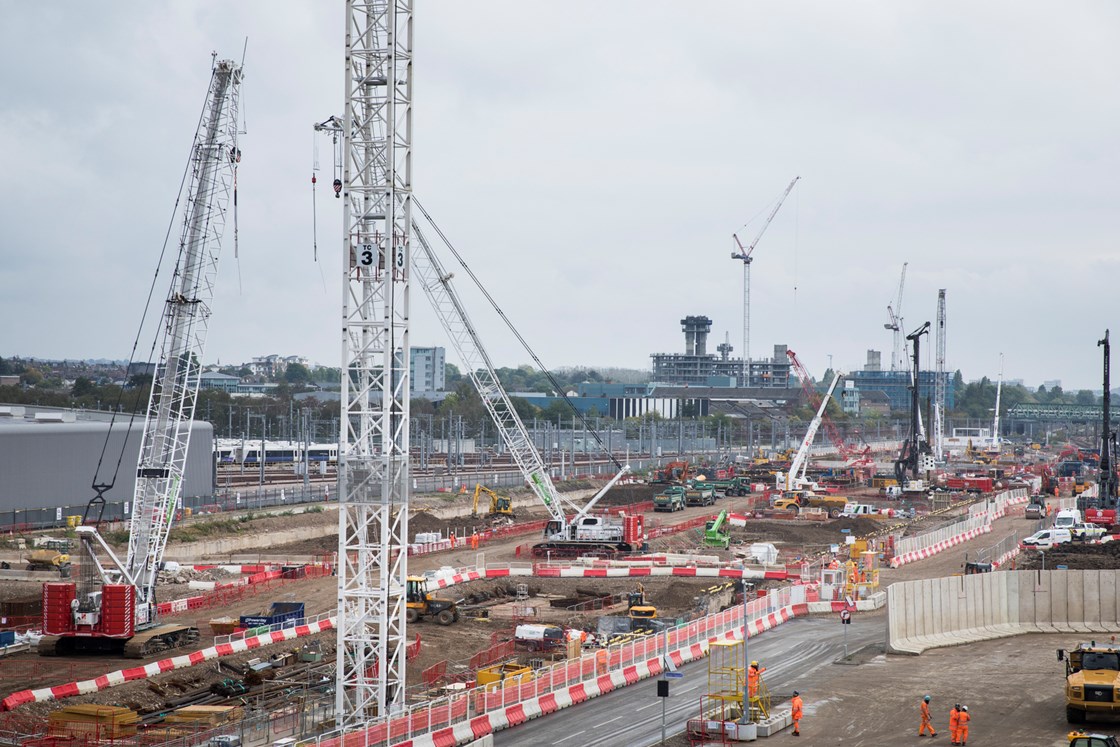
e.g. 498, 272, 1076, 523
1054, 509, 1083, 530
1021, 528, 1072, 549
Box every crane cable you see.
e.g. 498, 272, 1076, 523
413, 198, 624, 472
88, 66, 219, 514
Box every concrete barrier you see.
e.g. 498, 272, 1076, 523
890, 489, 1027, 568
889, 569, 1120, 654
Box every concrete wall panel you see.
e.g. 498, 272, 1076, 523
888, 570, 1120, 654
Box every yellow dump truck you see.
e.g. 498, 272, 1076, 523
27, 549, 71, 573
1060, 643, 1120, 724
771, 490, 849, 519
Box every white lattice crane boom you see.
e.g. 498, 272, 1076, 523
125, 60, 243, 620
884, 262, 908, 371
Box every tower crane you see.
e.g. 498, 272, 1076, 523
322, 0, 629, 714
332, 0, 415, 723
884, 262, 908, 371
731, 176, 800, 387
40, 57, 243, 657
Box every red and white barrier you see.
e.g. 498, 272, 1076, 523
0, 618, 334, 711
386, 590, 886, 747
889, 489, 1027, 568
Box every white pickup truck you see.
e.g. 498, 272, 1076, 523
1070, 523, 1107, 542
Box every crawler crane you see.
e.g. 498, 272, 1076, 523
39, 57, 243, 657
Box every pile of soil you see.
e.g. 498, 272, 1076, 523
1016, 541, 1120, 570
728, 517, 885, 546
595, 484, 659, 506
408, 510, 491, 541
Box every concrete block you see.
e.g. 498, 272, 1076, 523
756, 710, 792, 736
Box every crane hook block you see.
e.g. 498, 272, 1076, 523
333, 178, 342, 198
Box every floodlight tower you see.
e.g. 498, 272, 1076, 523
334, 0, 414, 724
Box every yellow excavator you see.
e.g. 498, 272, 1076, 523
472, 484, 513, 518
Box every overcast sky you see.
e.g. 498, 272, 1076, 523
2, 2, 1118, 391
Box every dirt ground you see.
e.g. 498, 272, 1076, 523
0, 478, 1043, 742
1017, 540, 1120, 571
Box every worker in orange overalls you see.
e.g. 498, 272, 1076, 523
949, 703, 961, 744
747, 661, 765, 698
956, 705, 970, 745
918, 694, 936, 737
790, 690, 803, 737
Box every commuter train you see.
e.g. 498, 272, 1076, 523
214, 439, 339, 466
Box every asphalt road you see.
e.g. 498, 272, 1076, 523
493, 616, 885, 747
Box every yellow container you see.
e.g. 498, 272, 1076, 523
476, 663, 532, 691
65, 515, 82, 528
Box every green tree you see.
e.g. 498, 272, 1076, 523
20, 367, 43, 387
445, 363, 463, 390
71, 377, 96, 397
1075, 389, 1097, 405
284, 362, 311, 384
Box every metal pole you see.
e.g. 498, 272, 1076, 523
741, 585, 750, 722
661, 687, 667, 745
661, 623, 669, 745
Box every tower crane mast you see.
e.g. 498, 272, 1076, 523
884, 263, 908, 372
40, 57, 242, 658
731, 176, 800, 386
334, 0, 414, 724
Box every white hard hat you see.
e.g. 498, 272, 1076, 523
961, 706, 968, 712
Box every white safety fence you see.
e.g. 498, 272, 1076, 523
300, 581, 880, 747
890, 489, 1028, 568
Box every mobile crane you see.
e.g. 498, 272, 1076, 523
313, 120, 637, 559
409, 219, 638, 558
775, 369, 843, 492
40, 57, 243, 657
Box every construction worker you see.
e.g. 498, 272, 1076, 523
747, 661, 766, 698
949, 703, 961, 744
918, 694, 936, 737
957, 705, 970, 745
790, 690, 803, 737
